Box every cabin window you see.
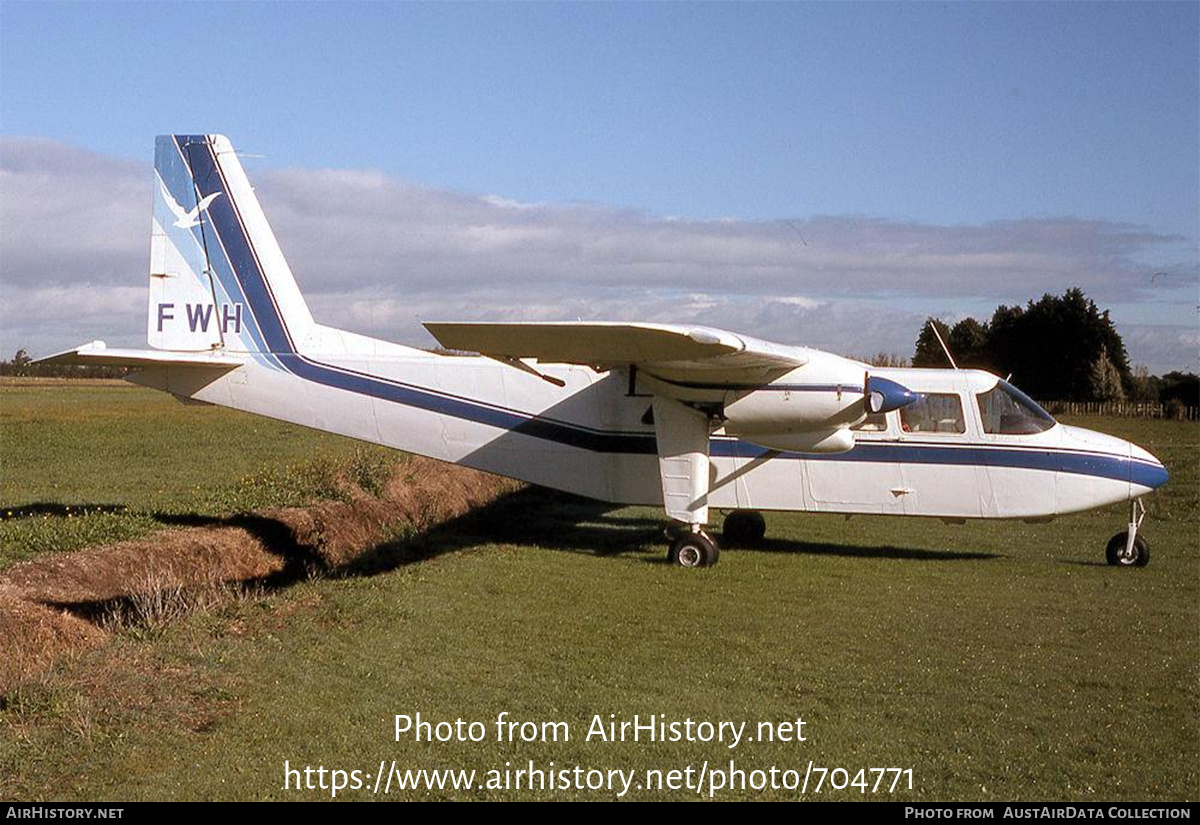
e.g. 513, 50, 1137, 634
899, 393, 965, 434
852, 412, 888, 431
976, 380, 1056, 435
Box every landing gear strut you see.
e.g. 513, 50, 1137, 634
1106, 498, 1150, 567
666, 525, 720, 568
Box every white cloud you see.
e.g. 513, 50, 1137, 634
0, 138, 145, 289
1120, 323, 1200, 374
1, 136, 1194, 374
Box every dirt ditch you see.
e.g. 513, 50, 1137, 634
0, 457, 519, 690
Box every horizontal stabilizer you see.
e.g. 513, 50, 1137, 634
424, 321, 807, 375
35, 341, 245, 369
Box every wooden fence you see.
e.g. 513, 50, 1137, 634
1040, 400, 1198, 421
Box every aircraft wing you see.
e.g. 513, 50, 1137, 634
35, 341, 246, 369
423, 322, 807, 381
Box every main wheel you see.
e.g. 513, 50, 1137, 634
1105, 531, 1149, 567
722, 510, 766, 546
668, 531, 720, 568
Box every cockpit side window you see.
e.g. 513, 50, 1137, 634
899, 393, 966, 434
976, 380, 1056, 435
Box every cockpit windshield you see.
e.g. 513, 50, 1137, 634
975, 380, 1056, 435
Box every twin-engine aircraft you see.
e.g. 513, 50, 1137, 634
43, 135, 1168, 568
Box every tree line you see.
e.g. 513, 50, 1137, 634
0, 349, 129, 380
911, 289, 1197, 406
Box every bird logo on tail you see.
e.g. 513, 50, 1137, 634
159, 178, 222, 228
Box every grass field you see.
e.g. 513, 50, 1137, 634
0, 381, 398, 567
1, 382, 1196, 801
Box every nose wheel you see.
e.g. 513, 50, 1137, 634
1106, 499, 1150, 567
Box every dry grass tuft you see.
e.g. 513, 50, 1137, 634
0, 593, 108, 689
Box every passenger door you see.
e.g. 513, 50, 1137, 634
895, 390, 984, 518
805, 412, 907, 514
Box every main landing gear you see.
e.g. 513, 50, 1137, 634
1106, 498, 1150, 567
664, 510, 768, 568
722, 509, 767, 546
666, 525, 720, 568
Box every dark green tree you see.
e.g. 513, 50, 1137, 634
911, 289, 1134, 401
10, 349, 33, 377
1002, 289, 1132, 399
948, 317, 991, 370
912, 318, 954, 367
1159, 372, 1199, 407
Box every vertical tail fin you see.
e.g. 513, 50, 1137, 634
148, 135, 314, 356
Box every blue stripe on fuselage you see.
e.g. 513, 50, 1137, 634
711, 438, 1154, 486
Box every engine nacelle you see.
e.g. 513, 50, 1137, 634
721, 354, 870, 439
723, 386, 865, 434
719, 363, 917, 450
731, 426, 856, 454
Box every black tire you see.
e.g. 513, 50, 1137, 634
1106, 531, 1149, 567
668, 532, 720, 568
722, 510, 767, 546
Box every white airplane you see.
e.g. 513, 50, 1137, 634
41, 134, 1168, 568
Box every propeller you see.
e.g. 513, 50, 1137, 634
864, 373, 918, 414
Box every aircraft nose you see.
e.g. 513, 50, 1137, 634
1129, 441, 1169, 491
1060, 424, 1168, 496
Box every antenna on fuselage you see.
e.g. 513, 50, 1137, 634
930, 322, 958, 370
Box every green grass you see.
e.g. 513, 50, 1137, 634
0, 382, 398, 566
0, 386, 1196, 801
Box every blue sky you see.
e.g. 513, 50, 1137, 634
2, 2, 1197, 371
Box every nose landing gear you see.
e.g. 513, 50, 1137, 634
1106, 498, 1150, 567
